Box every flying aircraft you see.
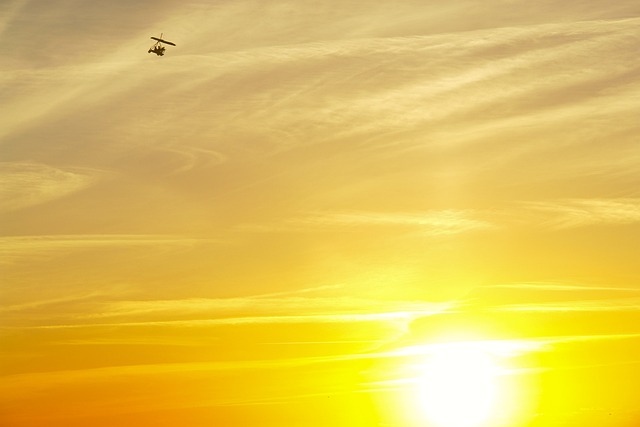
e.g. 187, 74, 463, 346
148, 34, 176, 56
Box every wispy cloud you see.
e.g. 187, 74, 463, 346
0, 162, 100, 213
364, 333, 640, 392
0, 234, 210, 265
522, 198, 640, 229
481, 282, 640, 292
384, 339, 545, 360
2, 15, 637, 202
496, 298, 640, 312
241, 197, 640, 236
1, 277, 448, 329
201, 18, 640, 156
0, 290, 120, 313
461, 281, 640, 311
298, 211, 494, 234
14, 298, 446, 331
242, 210, 495, 235
395, 282, 640, 349
0, 58, 148, 142
17, 312, 422, 330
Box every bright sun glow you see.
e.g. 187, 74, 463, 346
416, 344, 501, 427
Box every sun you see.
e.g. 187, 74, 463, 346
415, 343, 501, 427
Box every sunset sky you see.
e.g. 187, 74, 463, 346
1, 0, 640, 426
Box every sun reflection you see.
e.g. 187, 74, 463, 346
415, 343, 502, 427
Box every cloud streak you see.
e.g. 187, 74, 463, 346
5, 297, 446, 330
13, 312, 420, 330
496, 298, 640, 312
241, 209, 495, 235
239, 197, 640, 236
0, 234, 207, 264
460, 281, 640, 311
522, 198, 640, 229
0, 162, 100, 213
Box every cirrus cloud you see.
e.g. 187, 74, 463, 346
0, 162, 100, 213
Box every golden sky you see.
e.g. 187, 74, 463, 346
1, 0, 640, 426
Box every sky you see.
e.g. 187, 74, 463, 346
1, 0, 640, 426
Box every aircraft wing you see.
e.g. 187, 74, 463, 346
151, 37, 176, 46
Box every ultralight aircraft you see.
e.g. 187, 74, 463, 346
148, 34, 176, 56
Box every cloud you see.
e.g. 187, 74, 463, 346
0, 59, 147, 141
243, 195, 640, 236
300, 210, 494, 233
19, 298, 445, 330
18, 312, 419, 331
214, 18, 640, 153
460, 281, 640, 311
3, 15, 638, 187
401, 281, 640, 348
482, 282, 640, 292
242, 209, 495, 235
1, 280, 448, 330
383, 338, 545, 360
468, 281, 639, 299
363, 333, 640, 393
0, 162, 100, 213
0, 234, 208, 265
496, 298, 640, 313
522, 198, 640, 229
0, 290, 121, 313
0, 234, 202, 251
242, 198, 640, 236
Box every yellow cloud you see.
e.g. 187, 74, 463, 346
14, 298, 444, 330
0, 234, 206, 265
0, 162, 99, 213
464, 281, 640, 307
242, 210, 494, 235
523, 198, 640, 228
